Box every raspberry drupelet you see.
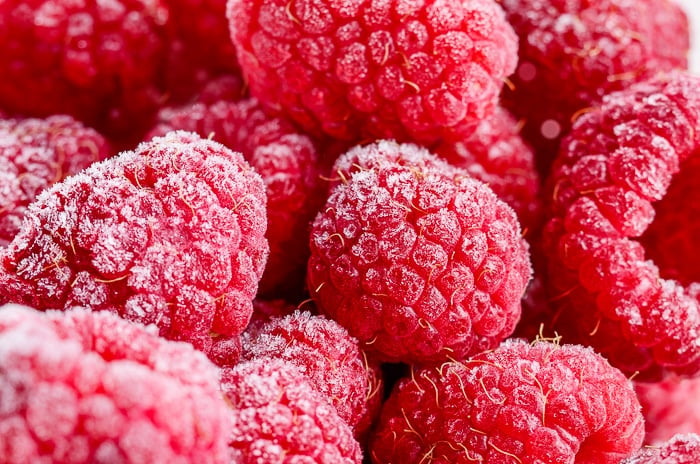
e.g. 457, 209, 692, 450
220, 357, 363, 463
240, 310, 384, 442
226, 0, 517, 145
0, 131, 268, 363
499, 0, 689, 176
0, 0, 172, 141
0, 304, 231, 464
308, 141, 531, 364
148, 95, 327, 299
635, 376, 700, 445
0, 115, 110, 246
621, 434, 700, 464
370, 339, 644, 464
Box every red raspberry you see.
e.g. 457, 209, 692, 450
240, 310, 383, 442
0, 304, 231, 463
0, 115, 110, 246
148, 96, 327, 299
499, 0, 689, 175
0, 0, 171, 141
370, 339, 644, 464
226, 0, 517, 144
621, 434, 700, 464
308, 141, 531, 364
433, 106, 541, 232
0, 131, 268, 362
542, 70, 700, 380
635, 376, 700, 445
220, 357, 363, 463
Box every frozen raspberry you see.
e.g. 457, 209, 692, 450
0, 0, 172, 141
0, 131, 268, 361
148, 96, 326, 299
0, 304, 231, 464
308, 141, 531, 364
221, 357, 362, 463
370, 339, 644, 464
227, 0, 517, 144
635, 376, 700, 445
621, 434, 700, 464
0, 115, 110, 246
240, 310, 383, 442
433, 106, 541, 232
500, 0, 689, 175
542, 70, 700, 380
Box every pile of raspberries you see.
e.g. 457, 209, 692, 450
1, 0, 700, 462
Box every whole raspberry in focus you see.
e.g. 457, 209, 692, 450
499, 0, 689, 175
221, 358, 362, 463
433, 106, 541, 232
227, 0, 517, 144
542, 70, 700, 380
621, 434, 700, 464
308, 141, 531, 364
0, 304, 231, 464
370, 339, 644, 464
0, 115, 110, 246
635, 376, 700, 445
240, 310, 383, 442
148, 95, 327, 299
0, 131, 268, 362
0, 0, 171, 141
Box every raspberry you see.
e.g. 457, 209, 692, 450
147, 96, 327, 299
0, 131, 268, 361
635, 376, 700, 445
308, 141, 531, 364
220, 357, 363, 463
240, 310, 383, 442
370, 339, 644, 464
499, 0, 689, 175
433, 106, 541, 232
0, 115, 110, 246
0, 304, 231, 463
0, 0, 171, 141
621, 434, 700, 464
542, 70, 700, 380
226, 0, 517, 144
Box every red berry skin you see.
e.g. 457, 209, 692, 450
500, 0, 689, 176
0, 131, 268, 361
308, 141, 531, 365
221, 358, 363, 463
0, 304, 232, 464
542, 70, 700, 381
0, 0, 171, 140
148, 95, 327, 299
621, 434, 700, 464
0, 115, 110, 246
227, 0, 517, 145
370, 339, 645, 464
635, 376, 700, 445
240, 310, 384, 442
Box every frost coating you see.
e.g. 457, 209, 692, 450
621, 433, 700, 463
0, 131, 268, 361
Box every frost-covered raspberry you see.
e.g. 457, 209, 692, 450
0, 304, 231, 464
621, 434, 700, 464
0, 115, 110, 246
0, 0, 171, 140
240, 310, 383, 441
148, 96, 326, 299
635, 376, 700, 445
308, 141, 531, 364
434, 107, 541, 232
542, 70, 700, 380
227, 0, 517, 144
370, 339, 644, 464
0, 131, 268, 361
499, 0, 689, 174
221, 357, 362, 463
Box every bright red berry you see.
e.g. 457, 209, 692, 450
635, 376, 700, 445
621, 433, 700, 464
